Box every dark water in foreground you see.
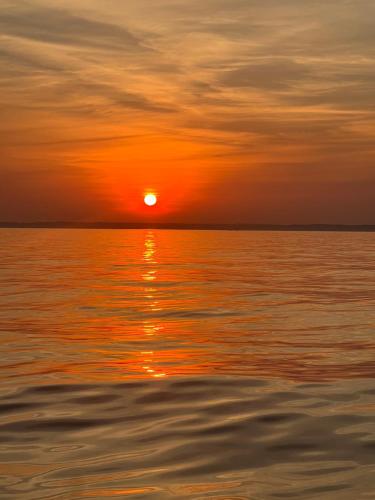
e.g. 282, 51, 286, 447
0, 229, 374, 499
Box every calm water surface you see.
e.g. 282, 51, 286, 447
0, 229, 374, 499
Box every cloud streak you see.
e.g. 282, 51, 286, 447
0, 2, 149, 52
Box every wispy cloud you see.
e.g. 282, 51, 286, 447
0, 2, 149, 52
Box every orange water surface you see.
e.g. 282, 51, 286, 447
0, 229, 374, 499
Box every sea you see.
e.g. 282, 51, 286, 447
0, 229, 374, 499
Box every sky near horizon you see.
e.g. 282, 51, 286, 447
0, 0, 374, 224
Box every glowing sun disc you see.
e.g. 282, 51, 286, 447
144, 193, 157, 207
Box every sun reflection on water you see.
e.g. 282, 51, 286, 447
141, 231, 167, 379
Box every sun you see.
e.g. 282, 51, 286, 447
144, 193, 157, 207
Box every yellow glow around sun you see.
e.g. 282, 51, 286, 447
144, 193, 157, 207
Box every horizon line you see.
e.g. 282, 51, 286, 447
1, 222, 375, 232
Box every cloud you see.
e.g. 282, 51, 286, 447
0, 45, 64, 75
0, 2, 149, 53
1, 133, 149, 148
279, 75, 375, 111
219, 59, 311, 90
50, 79, 175, 114
0, 3, 174, 117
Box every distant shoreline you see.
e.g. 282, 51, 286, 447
1, 223, 374, 232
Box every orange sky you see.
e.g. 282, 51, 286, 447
0, 0, 374, 223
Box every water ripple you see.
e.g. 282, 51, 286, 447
0, 229, 374, 498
